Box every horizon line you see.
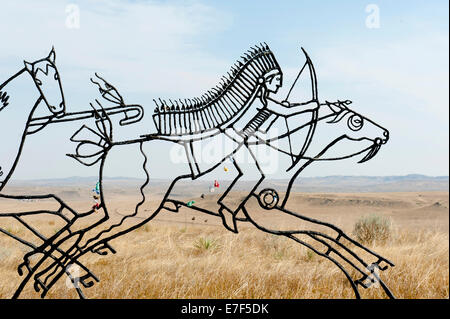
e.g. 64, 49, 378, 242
12, 173, 450, 182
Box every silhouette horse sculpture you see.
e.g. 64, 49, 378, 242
0, 45, 394, 299
0, 49, 143, 297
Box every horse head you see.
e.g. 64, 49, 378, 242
24, 47, 65, 117
0, 48, 66, 191
309, 99, 389, 163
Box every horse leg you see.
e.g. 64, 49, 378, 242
12, 204, 113, 299
12, 232, 96, 298
242, 203, 396, 299
286, 232, 395, 298
8, 142, 146, 297
27, 172, 189, 299
7, 220, 99, 298
9, 231, 99, 298
0, 194, 100, 298
22, 142, 191, 297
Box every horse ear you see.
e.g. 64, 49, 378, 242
47, 47, 56, 63
24, 61, 33, 72
326, 101, 342, 114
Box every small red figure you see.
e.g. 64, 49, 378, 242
214, 180, 219, 188
92, 194, 100, 211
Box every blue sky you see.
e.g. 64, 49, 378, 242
0, 0, 448, 179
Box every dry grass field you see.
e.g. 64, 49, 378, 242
0, 189, 448, 299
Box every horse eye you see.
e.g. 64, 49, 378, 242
35, 79, 42, 86
54, 73, 59, 80
347, 114, 363, 131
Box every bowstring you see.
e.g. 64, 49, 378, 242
285, 61, 307, 102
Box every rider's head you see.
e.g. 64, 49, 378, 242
262, 69, 282, 94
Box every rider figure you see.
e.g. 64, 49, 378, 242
218, 46, 318, 233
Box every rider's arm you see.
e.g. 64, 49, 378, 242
265, 97, 318, 117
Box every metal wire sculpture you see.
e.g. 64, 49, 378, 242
0, 44, 394, 299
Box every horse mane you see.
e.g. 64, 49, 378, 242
152, 44, 280, 135
325, 100, 353, 124
0, 90, 10, 112
34, 62, 54, 77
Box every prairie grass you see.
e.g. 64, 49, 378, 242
0, 220, 448, 299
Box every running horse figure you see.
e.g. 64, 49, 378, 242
1, 44, 394, 299
0, 48, 144, 297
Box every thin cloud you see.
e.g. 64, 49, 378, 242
0, 0, 233, 96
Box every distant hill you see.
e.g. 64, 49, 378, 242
10, 174, 449, 193
290, 174, 449, 192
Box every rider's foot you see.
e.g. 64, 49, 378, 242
219, 206, 238, 233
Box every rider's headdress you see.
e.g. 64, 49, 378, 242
153, 43, 281, 136
239, 43, 281, 83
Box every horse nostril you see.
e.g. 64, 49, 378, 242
382, 130, 389, 143
59, 102, 65, 110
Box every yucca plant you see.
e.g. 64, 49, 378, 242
194, 237, 217, 251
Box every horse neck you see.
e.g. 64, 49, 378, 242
299, 103, 346, 161
280, 105, 332, 206
0, 68, 42, 125
317, 103, 335, 119
284, 104, 337, 172
0, 68, 42, 190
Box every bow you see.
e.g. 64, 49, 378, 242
284, 47, 319, 171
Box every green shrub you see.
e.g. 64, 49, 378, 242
194, 237, 217, 251
353, 213, 392, 244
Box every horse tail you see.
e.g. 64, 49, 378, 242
66, 111, 113, 167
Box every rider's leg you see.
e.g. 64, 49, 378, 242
218, 144, 264, 233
